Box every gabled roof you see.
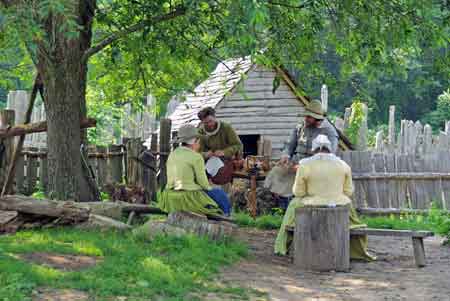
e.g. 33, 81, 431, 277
169, 56, 253, 131
168, 56, 353, 150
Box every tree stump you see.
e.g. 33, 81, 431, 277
294, 205, 350, 272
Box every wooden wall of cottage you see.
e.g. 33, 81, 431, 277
215, 65, 305, 159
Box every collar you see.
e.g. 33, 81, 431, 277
299, 153, 340, 164
201, 121, 221, 136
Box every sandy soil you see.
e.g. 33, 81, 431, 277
217, 228, 450, 301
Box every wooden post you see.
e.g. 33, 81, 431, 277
415, 121, 423, 155
388, 105, 396, 147
140, 150, 156, 203
149, 133, 158, 201
375, 130, 384, 152
423, 124, 432, 154
15, 152, 26, 194
321, 84, 328, 113
24, 147, 38, 195
126, 138, 142, 186
357, 103, 368, 151
39, 147, 48, 195
412, 237, 426, 267
248, 174, 257, 218
108, 145, 123, 184
96, 146, 107, 189
0, 110, 15, 192
159, 119, 171, 190
294, 205, 350, 272
343, 108, 351, 131
334, 117, 345, 132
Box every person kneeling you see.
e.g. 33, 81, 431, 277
158, 124, 231, 216
274, 135, 375, 261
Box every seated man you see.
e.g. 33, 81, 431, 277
274, 135, 375, 261
158, 124, 231, 216
197, 107, 243, 185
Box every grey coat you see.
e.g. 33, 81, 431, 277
283, 119, 338, 162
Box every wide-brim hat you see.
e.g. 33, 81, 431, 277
301, 99, 325, 120
173, 124, 201, 143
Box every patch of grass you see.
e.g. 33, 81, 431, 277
361, 206, 450, 244
233, 212, 283, 230
0, 228, 249, 300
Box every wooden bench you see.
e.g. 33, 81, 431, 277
285, 226, 434, 267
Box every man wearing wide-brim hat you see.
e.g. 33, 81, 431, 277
281, 99, 339, 163
158, 124, 231, 216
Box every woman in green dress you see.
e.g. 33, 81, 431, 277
158, 124, 225, 216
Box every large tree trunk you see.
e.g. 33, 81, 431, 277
35, 1, 96, 201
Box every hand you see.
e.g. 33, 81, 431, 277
206, 151, 214, 158
290, 164, 299, 173
214, 150, 225, 157
280, 155, 289, 165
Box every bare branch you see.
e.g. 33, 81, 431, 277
83, 6, 186, 61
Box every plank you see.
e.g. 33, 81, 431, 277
24, 147, 38, 196
373, 153, 390, 208
350, 228, 434, 238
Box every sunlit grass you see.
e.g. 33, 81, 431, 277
0, 228, 249, 300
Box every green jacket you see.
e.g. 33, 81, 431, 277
199, 121, 243, 158
166, 146, 211, 191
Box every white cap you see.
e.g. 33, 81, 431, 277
312, 134, 332, 152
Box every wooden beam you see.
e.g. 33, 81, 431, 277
0, 118, 96, 139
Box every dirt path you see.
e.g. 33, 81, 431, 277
218, 228, 450, 301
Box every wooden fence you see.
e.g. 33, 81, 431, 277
15, 146, 125, 196
339, 150, 450, 210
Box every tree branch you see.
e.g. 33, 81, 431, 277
83, 6, 186, 61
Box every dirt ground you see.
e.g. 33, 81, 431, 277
21, 252, 101, 271
217, 228, 450, 301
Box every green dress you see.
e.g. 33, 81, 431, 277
158, 146, 222, 216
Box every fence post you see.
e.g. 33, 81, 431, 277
159, 119, 172, 190
0, 110, 15, 192
388, 105, 396, 149
39, 147, 48, 195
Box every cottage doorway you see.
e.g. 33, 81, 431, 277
239, 134, 260, 158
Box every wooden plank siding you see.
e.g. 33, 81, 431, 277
216, 65, 304, 159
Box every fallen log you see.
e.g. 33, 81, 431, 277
77, 214, 131, 231
0, 210, 18, 225
119, 203, 235, 223
0, 195, 90, 222
0, 118, 96, 139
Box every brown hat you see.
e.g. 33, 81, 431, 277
301, 99, 325, 120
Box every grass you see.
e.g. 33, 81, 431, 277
233, 206, 450, 244
233, 212, 283, 230
361, 207, 450, 243
0, 228, 249, 301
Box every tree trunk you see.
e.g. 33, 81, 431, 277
35, 1, 96, 201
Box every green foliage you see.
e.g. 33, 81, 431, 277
362, 205, 450, 244
423, 89, 450, 130
0, 228, 248, 300
345, 100, 365, 145
233, 212, 283, 230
